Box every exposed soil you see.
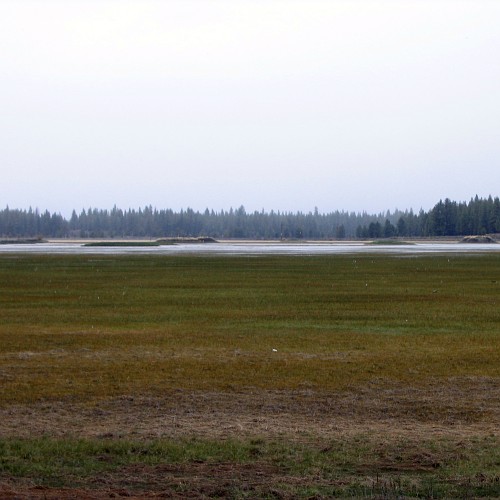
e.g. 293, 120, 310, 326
0, 463, 346, 499
461, 235, 497, 243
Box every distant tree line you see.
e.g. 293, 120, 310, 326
1, 195, 499, 239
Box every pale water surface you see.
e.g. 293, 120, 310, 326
0, 242, 499, 256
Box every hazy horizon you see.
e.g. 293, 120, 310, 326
2, 1, 499, 218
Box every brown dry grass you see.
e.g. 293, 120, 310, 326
1, 377, 498, 497
1, 378, 498, 442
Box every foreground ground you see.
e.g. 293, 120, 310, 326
0, 254, 499, 498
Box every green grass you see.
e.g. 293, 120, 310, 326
0, 435, 498, 497
0, 437, 252, 484
0, 254, 499, 402
0, 253, 499, 497
367, 238, 415, 245
83, 241, 160, 247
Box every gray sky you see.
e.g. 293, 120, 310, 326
1, 0, 499, 217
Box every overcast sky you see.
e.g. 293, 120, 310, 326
1, 0, 499, 217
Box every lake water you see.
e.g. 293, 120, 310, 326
1, 242, 499, 256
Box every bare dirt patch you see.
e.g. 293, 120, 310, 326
0, 462, 343, 499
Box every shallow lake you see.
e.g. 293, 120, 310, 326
1, 241, 499, 256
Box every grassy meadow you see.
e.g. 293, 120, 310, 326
0, 253, 499, 497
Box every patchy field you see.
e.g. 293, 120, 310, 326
0, 254, 499, 498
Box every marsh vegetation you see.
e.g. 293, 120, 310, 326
0, 254, 498, 497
